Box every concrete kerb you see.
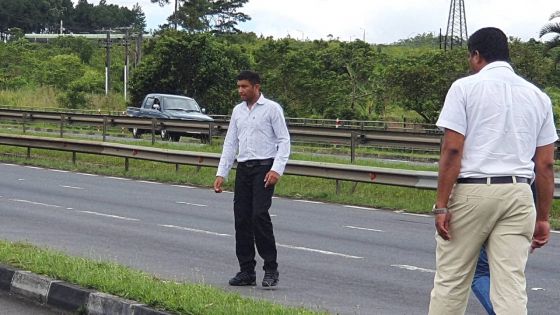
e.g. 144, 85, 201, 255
0, 265, 172, 315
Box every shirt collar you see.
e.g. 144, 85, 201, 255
479, 61, 514, 73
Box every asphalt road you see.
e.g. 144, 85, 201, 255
0, 291, 62, 315
0, 163, 558, 314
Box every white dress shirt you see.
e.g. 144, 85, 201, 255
217, 94, 291, 178
437, 61, 558, 179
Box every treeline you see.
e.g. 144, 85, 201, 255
129, 31, 560, 122
1, 32, 559, 123
0, 0, 146, 39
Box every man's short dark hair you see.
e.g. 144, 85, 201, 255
467, 27, 510, 63
236, 70, 261, 85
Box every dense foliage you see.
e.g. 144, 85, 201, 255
0, 0, 146, 39
1, 4, 559, 123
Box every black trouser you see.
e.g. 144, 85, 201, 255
234, 161, 277, 272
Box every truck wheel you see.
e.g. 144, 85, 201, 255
160, 129, 170, 141
132, 128, 142, 139
170, 134, 181, 142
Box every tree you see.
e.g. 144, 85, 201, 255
540, 11, 560, 67
384, 49, 467, 123
150, 0, 250, 33
129, 30, 250, 113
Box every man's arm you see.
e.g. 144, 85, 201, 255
435, 129, 465, 240
531, 143, 554, 251
214, 110, 239, 192
265, 105, 290, 188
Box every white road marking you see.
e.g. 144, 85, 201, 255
10, 199, 61, 208
551, 230, 560, 234
159, 224, 231, 237
66, 208, 73, 210
391, 264, 435, 273
176, 201, 207, 207
106, 176, 130, 181
401, 213, 431, 218
50, 169, 69, 173
294, 200, 324, 204
77, 173, 98, 177
60, 185, 84, 190
344, 225, 383, 232
172, 185, 195, 189
17, 178, 24, 181
2, 163, 16, 166
24, 166, 43, 170
344, 205, 379, 211
531, 288, 545, 291
78, 210, 139, 221
138, 180, 161, 185
270, 214, 277, 217
277, 243, 363, 259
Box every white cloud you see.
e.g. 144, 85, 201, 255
74, 0, 559, 43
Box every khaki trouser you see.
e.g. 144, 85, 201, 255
428, 182, 535, 315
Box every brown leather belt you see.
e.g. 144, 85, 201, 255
457, 176, 530, 184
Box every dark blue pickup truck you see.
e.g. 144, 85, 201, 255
127, 93, 214, 142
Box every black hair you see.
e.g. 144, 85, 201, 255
236, 70, 261, 85
467, 27, 510, 62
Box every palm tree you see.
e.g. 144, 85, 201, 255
540, 11, 560, 68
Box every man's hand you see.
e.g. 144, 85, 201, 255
435, 212, 452, 241
264, 170, 280, 188
531, 220, 550, 253
213, 176, 224, 193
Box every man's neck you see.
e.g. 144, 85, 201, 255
247, 93, 261, 108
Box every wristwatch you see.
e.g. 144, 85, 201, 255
432, 204, 449, 215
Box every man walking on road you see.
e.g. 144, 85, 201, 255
214, 70, 290, 288
429, 27, 556, 314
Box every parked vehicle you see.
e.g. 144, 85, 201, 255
127, 93, 213, 142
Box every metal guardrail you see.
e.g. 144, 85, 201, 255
0, 108, 442, 152
0, 134, 558, 198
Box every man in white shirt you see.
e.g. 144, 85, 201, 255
214, 70, 290, 288
429, 27, 556, 314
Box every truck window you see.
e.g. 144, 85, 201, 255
144, 97, 155, 109
164, 97, 200, 112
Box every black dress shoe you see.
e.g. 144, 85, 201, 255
262, 270, 279, 287
229, 271, 256, 286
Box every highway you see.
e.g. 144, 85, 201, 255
0, 163, 558, 314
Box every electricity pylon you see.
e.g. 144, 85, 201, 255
444, 0, 468, 50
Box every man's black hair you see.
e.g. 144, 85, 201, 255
467, 27, 510, 62
236, 70, 261, 85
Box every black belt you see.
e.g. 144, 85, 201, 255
457, 176, 530, 184
238, 158, 274, 167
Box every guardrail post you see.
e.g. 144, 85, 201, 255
350, 132, 357, 164
175, 163, 179, 172
207, 122, 214, 145
60, 114, 65, 138
26, 147, 31, 159
22, 113, 27, 134
102, 116, 108, 142
151, 118, 156, 145
335, 179, 341, 195
125, 157, 129, 172
72, 152, 77, 165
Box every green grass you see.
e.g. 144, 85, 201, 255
0, 241, 325, 315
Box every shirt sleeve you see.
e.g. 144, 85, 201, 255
536, 95, 559, 147
436, 82, 467, 136
216, 108, 239, 178
270, 104, 291, 176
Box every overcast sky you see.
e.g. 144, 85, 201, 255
80, 0, 559, 43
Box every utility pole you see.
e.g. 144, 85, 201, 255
123, 28, 131, 101
444, 0, 468, 51
99, 31, 112, 95
174, 0, 179, 30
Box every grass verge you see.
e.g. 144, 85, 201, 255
0, 241, 325, 315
